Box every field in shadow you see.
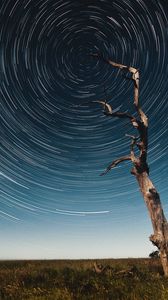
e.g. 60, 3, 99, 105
0, 258, 168, 299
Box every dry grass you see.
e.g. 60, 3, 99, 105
0, 258, 168, 299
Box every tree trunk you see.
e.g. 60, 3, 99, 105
134, 170, 168, 276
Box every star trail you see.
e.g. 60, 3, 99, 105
0, 0, 168, 258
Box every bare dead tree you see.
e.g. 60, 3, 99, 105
91, 53, 168, 276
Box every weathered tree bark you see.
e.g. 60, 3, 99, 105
91, 53, 168, 276
135, 172, 168, 276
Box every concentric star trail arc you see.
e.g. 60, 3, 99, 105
0, 0, 168, 223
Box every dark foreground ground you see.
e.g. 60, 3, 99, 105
0, 258, 168, 300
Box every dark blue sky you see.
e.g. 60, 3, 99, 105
0, 0, 168, 259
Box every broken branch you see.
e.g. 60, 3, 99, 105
100, 155, 131, 176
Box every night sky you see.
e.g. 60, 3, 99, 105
0, 0, 168, 259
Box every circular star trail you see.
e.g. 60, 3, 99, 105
0, 0, 168, 221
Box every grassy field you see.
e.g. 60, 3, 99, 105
0, 258, 168, 299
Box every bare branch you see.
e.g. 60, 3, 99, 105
91, 53, 148, 126
91, 53, 149, 164
125, 134, 140, 165
125, 134, 140, 140
93, 100, 113, 114
108, 111, 134, 120
100, 155, 131, 176
92, 53, 149, 167
104, 111, 140, 129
